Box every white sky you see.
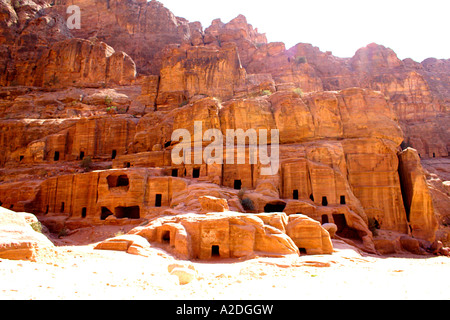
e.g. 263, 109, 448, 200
160, 0, 449, 62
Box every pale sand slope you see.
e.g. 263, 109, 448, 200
0, 240, 449, 300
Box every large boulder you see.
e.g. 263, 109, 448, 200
199, 196, 229, 213
129, 212, 300, 259
94, 234, 151, 256
0, 207, 54, 261
286, 215, 333, 255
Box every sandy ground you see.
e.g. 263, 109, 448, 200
0, 239, 449, 300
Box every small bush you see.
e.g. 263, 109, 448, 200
293, 87, 303, 97
80, 156, 92, 172
30, 221, 43, 233
114, 231, 125, 237
400, 140, 411, 150
105, 95, 113, 106
368, 217, 380, 236
106, 106, 117, 114
295, 56, 307, 64
261, 89, 272, 96
241, 198, 255, 212
237, 188, 255, 211
58, 228, 68, 238
237, 188, 246, 200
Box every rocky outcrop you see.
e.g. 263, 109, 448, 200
204, 14, 267, 66
35, 38, 136, 88
303, 43, 448, 158
0, 115, 137, 167
0, 85, 415, 253
127, 212, 332, 259
0, 206, 53, 261
50, 0, 192, 75
94, 234, 151, 256
246, 42, 324, 93
286, 214, 333, 255
24, 169, 189, 230
0, 0, 447, 259
199, 196, 229, 213
420, 58, 450, 106
157, 43, 246, 106
0, 0, 73, 86
286, 43, 358, 91
399, 148, 438, 242
421, 158, 450, 245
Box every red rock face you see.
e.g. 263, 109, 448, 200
157, 43, 246, 105
0, 0, 448, 256
51, 0, 192, 75
34, 38, 136, 88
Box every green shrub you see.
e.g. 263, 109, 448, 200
106, 106, 118, 114
30, 221, 42, 233
293, 87, 303, 97
261, 89, 272, 96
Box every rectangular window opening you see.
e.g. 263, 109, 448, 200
193, 168, 200, 179
211, 245, 220, 258
155, 194, 162, 207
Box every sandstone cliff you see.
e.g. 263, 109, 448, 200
0, 0, 448, 258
